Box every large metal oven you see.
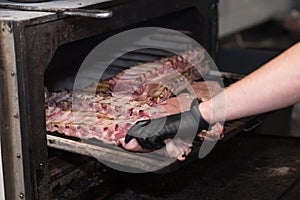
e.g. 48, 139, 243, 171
0, 0, 223, 199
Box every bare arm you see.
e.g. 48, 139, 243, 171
200, 42, 300, 123
125, 42, 300, 150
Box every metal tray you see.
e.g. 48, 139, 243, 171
47, 118, 248, 173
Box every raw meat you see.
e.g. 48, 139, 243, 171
46, 91, 167, 145
46, 49, 224, 160
109, 48, 209, 105
46, 82, 224, 161
192, 81, 223, 101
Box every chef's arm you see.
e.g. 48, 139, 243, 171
200, 42, 300, 123
125, 42, 300, 149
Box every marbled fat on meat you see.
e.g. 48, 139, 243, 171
46, 49, 224, 160
109, 48, 209, 105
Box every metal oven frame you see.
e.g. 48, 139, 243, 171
0, 0, 218, 199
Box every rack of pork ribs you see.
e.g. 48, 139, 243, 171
45, 48, 225, 162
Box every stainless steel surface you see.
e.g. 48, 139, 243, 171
0, 136, 5, 200
0, 21, 26, 200
62, 8, 112, 18
8, 0, 48, 2
0, 0, 111, 8
0, 0, 112, 21
0, 4, 113, 19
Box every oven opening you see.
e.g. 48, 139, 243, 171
43, 8, 219, 196
44, 38, 241, 162
1, 1, 224, 199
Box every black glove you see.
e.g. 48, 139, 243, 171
125, 99, 209, 149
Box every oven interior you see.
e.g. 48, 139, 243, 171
45, 8, 213, 92
42, 6, 224, 197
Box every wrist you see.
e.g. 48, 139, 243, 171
190, 99, 209, 131
199, 101, 212, 124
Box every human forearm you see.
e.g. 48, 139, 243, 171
124, 43, 300, 150
200, 42, 300, 123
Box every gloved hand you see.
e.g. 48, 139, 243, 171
125, 99, 209, 149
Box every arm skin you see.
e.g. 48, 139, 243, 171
200, 42, 300, 123
124, 42, 300, 150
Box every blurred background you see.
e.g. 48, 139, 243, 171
218, 0, 300, 138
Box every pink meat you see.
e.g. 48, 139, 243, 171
157, 93, 194, 115
46, 47, 225, 161
110, 48, 207, 101
192, 81, 223, 101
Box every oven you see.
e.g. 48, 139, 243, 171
0, 0, 269, 199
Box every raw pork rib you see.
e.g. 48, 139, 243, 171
46, 91, 167, 145
192, 81, 223, 101
46, 49, 224, 160
109, 48, 209, 105
46, 92, 196, 144
46, 81, 223, 161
